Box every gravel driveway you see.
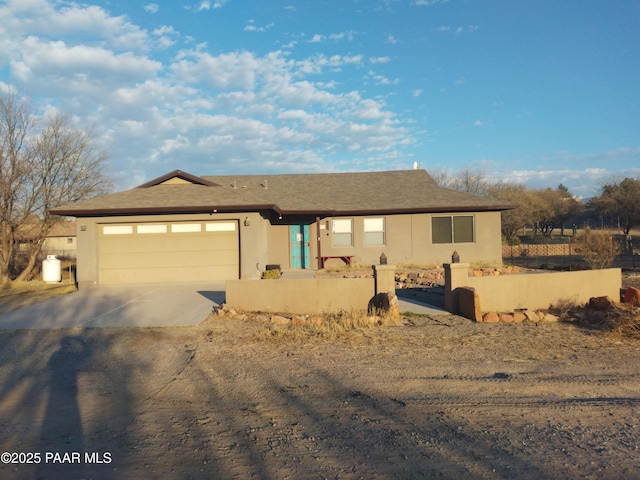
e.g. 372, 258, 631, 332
1, 311, 639, 479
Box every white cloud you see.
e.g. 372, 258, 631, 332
386, 34, 399, 45
414, 0, 450, 6
144, 4, 159, 14
13, 37, 162, 96
369, 56, 391, 64
0, 0, 415, 186
436, 25, 479, 35
367, 70, 400, 86
244, 20, 275, 32
152, 25, 179, 48
309, 31, 357, 43
329, 31, 356, 41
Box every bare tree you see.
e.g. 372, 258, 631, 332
0, 89, 110, 286
429, 167, 495, 196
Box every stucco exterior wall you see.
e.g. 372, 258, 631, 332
265, 223, 291, 269
74, 209, 505, 288
75, 212, 268, 288
444, 262, 622, 313
317, 211, 503, 268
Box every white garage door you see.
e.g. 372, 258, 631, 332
98, 221, 239, 285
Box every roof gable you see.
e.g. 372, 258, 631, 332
137, 170, 219, 188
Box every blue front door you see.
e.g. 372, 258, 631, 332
289, 224, 311, 269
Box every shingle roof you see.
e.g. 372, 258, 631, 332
50, 169, 514, 217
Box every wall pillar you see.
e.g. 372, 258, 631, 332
444, 262, 470, 313
372, 264, 396, 295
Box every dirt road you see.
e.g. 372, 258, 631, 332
1, 312, 639, 479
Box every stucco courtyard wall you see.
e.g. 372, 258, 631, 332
226, 265, 396, 314
444, 262, 622, 313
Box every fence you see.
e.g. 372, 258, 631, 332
503, 234, 638, 271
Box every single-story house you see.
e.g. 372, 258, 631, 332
15, 220, 77, 258
50, 169, 514, 289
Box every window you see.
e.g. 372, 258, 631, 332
171, 223, 201, 233
432, 216, 474, 244
364, 218, 385, 246
103, 225, 133, 235
332, 219, 353, 246
205, 222, 236, 232
137, 224, 168, 234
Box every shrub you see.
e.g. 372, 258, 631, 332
572, 228, 620, 269
261, 269, 281, 279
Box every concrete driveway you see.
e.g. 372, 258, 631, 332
0, 283, 225, 330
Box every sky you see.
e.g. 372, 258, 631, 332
0, 0, 639, 198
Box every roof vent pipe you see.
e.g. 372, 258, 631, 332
263, 179, 268, 189
232, 179, 237, 189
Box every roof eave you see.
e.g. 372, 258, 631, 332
320, 204, 516, 216
49, 204, 283, 217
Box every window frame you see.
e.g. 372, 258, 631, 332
431, 215, 475, 244
364, 217, 385, 246
332, 218, 353, 247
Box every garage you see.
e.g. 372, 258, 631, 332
98, 220, 239, 285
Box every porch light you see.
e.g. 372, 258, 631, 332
451, 250, 460, 263
379, 252, 388, 265
244, 217, 251, 227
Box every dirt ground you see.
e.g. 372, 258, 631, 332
1, 276, 640, 479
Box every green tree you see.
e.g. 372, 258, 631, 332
487, 183, 535, 243
589, 177, 640, 235
532, 186, 583, 236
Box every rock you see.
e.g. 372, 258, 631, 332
307, 316, 323, 326
513, 312, 526, 323
215, 304, 238, 316
624, 287, 640, 306
588, 296, 616, 310
542, 313, 559, 322
482, 311, 500, 323
270, 315, 290, 325
367, 292, 400, 322
500, 313, 514, 323
291, 316, 306, 326
536, 311, 546, 321
457, 287, 482, 322
523, 310, 539, 323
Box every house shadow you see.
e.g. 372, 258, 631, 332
37, 335, 92, 478
197, 289, 226, 306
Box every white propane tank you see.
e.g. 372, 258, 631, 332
42, 255, 62, 283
